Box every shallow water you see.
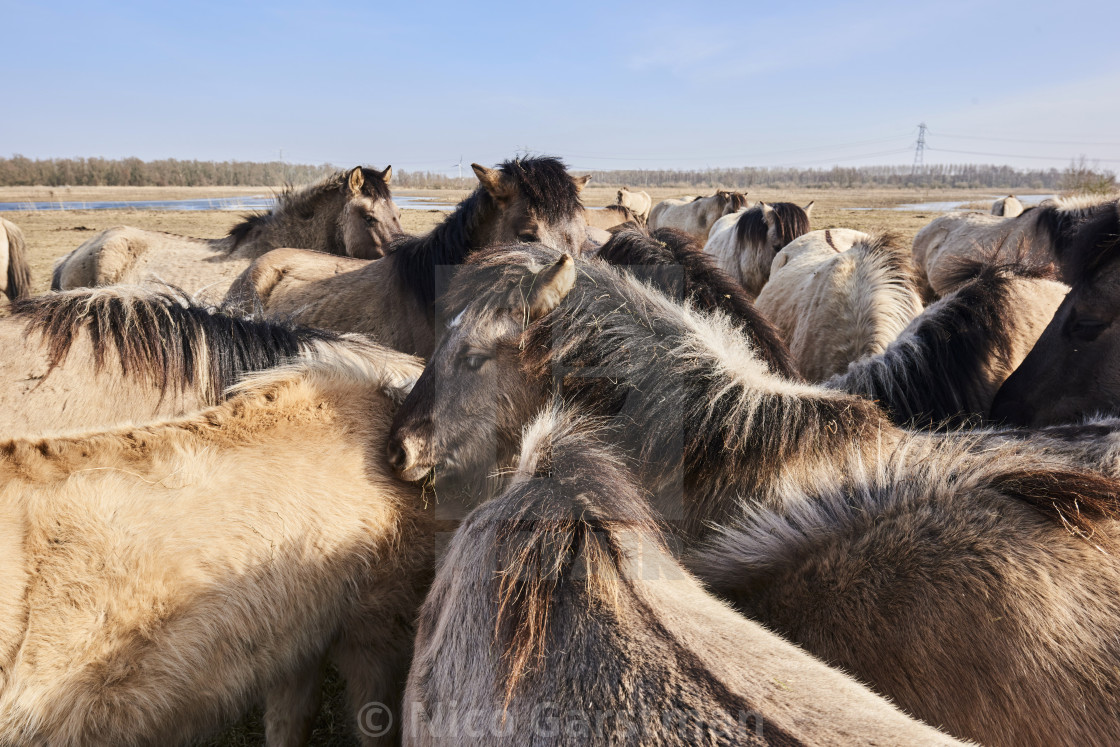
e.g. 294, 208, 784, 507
0, 194, 456, 212
846, 194, 1056, 213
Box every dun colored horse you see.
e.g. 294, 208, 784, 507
404, 405, 962, 745
50, 166, 400, 301
223, 156, 590, 358
389, 243, 1120, 747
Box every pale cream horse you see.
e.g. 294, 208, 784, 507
912, 194, 1116, 297
647, 190, 748, 240
703, 201, 813, 296
50, 166, 400, 302
756, 230, 923, 381
0, 345, 431, 746
616, 186, 652, 220
0, 217, 32, 302
992, 194, 1024, 217
0, 286, 394, 438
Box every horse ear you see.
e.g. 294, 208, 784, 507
803, 201, 814, 215
347, 167, 365, 195
380, 166, 393, 185
472, 164, 513, 199
527, 254, 575, 320
574, 174, 591, 192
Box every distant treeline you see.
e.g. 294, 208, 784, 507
0, 156, 336, 187
1, 155, 1111, 192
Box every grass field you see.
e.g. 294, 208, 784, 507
2, 185, 1044, 298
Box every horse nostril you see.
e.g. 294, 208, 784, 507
387, 439, 408, 471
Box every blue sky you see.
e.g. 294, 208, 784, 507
4, 0, 1119, 172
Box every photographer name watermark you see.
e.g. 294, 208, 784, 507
358, 700, 765, 740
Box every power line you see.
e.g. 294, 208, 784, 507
932, 131, 1120, 148
927, 146, 1120, 165
560, 134, 915, 163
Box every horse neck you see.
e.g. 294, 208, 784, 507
677, 381, 901, 537
391, 190, 496, 309
543, 296, 898, 537
251, 189, 347, 257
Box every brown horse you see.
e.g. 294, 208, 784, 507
0, 287, 397, 438
828, 263, 1068, 428
50, 166, 400, 301
388, 243, 1120, 747
0, 344, 431, 746
0, 218, 31, 302
404, 405, 963, 746
223, 156, 590, 358
756, 231, 922, 381
992, 200, 1120, 426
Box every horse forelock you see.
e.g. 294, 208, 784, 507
499, 156, 583, 223
12, 287, 339, 404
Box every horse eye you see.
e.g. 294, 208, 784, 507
1069, 318, 1109, 342
518, 231, 538, 242
363, 215, 378, 226
462, 354, 490, 371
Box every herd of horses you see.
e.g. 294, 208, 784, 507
1, 157, 1119, 745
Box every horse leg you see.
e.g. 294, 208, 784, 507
263, 657, 325, 747
331, 629, 412, 746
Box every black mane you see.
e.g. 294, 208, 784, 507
734, 202, 810, 250
394, 156, 583, 310
1049, 199, 1120, 284
828, 264, 1037, 428
14, 288, 337, 403
596, 227, 799, 379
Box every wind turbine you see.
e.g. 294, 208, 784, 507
452, 156, 463, 179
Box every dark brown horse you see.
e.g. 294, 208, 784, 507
992, 199, 1120, 425
223, 156, 589, 358
388, 243, 1120, 747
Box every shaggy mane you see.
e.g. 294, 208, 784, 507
827, 264, 1032, 428
1050, 198, 1120, 284
3, 219, 31, 301
462, 245, 890, 533
394, 156, 583, 309
734, 202, 811, 251
490, 407, 661, 703
13, 287, 338, 403
227, 167, 393, 247
596, 227, 799, 379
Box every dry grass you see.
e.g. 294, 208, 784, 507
4, 185, 1048, 300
